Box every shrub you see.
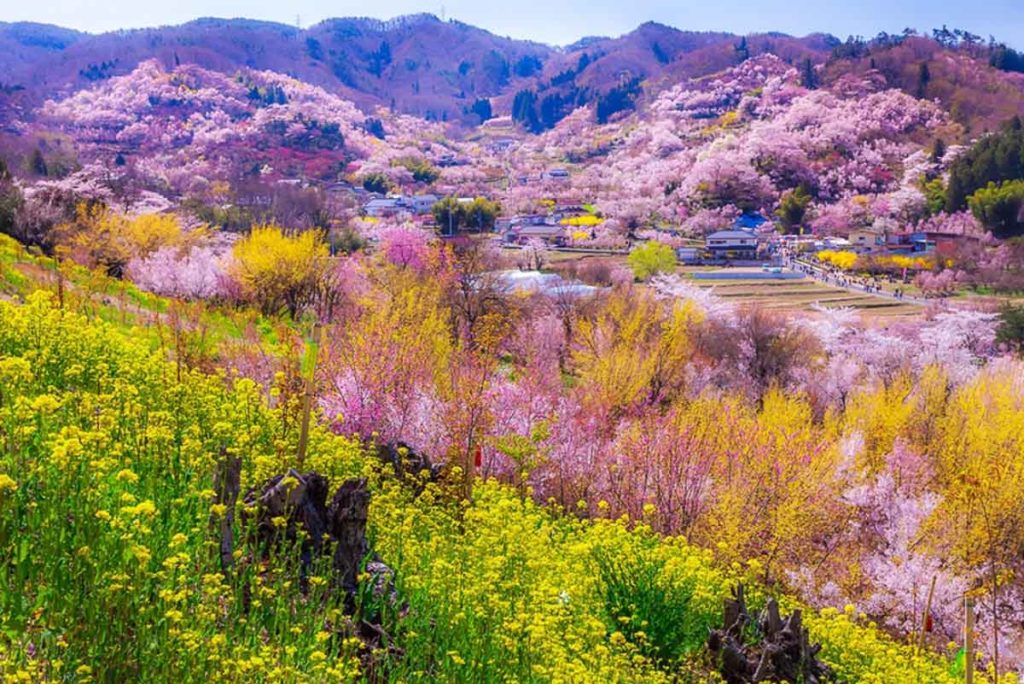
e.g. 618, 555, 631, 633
628, 241, 677, 280
229, 225, 329, 317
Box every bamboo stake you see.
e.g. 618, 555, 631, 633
296, 322, 322, 469
965, 595, 975, 684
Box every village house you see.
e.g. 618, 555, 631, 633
848, 228, 886, 252
501, 215, 566, 245
675, 247, 701, 264
704, 229, 760, 260
362, 194, 439, 218
363, 197, 402, 218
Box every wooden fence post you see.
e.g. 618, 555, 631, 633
965, 595, 975, 684
296, 322, 322, 469
919, 575, 936, 652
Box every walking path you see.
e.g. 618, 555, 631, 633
786, 256, 928, 306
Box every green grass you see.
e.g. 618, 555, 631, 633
687, 275, 924, 318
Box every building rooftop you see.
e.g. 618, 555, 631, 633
706, 230, 758, 240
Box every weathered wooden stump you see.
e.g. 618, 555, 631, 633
236, 470, 397, 609
708, 583, 833, 683
211, 459, 402, 674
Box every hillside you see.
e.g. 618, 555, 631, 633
0, 17, 838, 127
2, 15, 1024, 680
0, 234, 1010, 683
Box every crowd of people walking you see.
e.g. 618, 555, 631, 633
780, 251, 920, 303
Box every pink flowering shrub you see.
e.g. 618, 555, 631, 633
375, 225, 435, 272
126, 245, 233, 299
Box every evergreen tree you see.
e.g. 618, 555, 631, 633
916, 62, 931, 98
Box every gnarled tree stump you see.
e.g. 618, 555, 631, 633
708, 583, 833, 683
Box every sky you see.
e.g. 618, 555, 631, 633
1, 0, 1022, 47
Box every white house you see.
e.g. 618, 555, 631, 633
363, 194, 439, 218
705, 229, 760, 259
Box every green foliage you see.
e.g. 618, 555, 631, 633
0, 159, 23, 239
513, 54, 543, 78
362, 117, 386, 140
968, 179, 1024, 239
996, 303, 1024, 354
368, 40, 392, 78
628, 242, 677, 281
480, 50, 510, 89
397, 157, 440, 184
360, 172, 391, 194
304, 36, 323, 61
28, 145, 78, 179
946, 116, 1024, 212
469, 97, 492, 123
432, 196, 463, 234
652, 42, 670, 65
331, 226, 367, 255
594, 542, 712, 666
182, 198, 257, 232
246, 82, 287, 106
989, 43, 1024, 74
512, 89, 541, 133
800, 58, 817, 89
922, 177, 946, 215
596, 78, 641, 125
431, 196, 500, 234
735, 37, 750, 63
916, 62, 931, 98
775, 186, 811, 233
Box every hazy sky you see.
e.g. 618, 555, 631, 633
2, 0, 1022, 47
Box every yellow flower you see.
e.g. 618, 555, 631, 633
131, 544, 152, 565
0, 473, 17, 494
31, 394, 60, 414
115, 468, 139, 483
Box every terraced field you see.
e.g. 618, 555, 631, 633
688, 277, 924, 318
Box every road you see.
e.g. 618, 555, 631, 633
786, 256, 928, 306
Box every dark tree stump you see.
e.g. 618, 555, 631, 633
220, 469, 403, 677
708, 584, 833, 683
327, 477, 370, 596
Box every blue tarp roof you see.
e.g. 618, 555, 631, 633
734, 213, 768, 229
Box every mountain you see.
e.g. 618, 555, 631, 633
0, 16, 842, 127
2, 16, 1023, 134
0, 15, 556, 124
3, 13, 1024, 239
